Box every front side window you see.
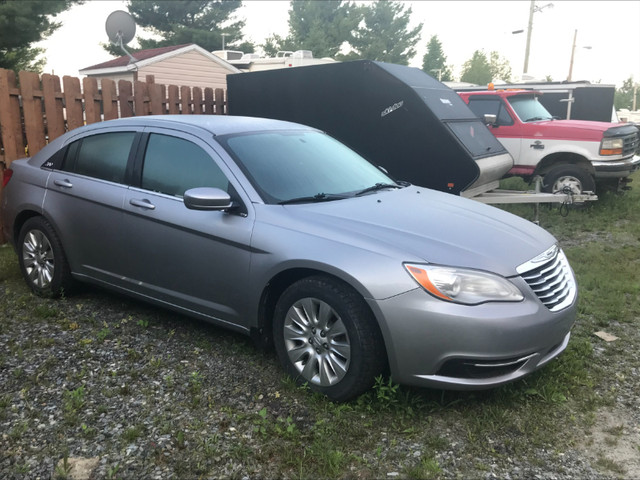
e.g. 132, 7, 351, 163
467, 98, 513, 126
62, 132, 136, 183
220, 130, 393, 204
141, 133, 229, 197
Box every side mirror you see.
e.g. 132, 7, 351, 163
184, 187, 233, 211
483, 114, 498, 126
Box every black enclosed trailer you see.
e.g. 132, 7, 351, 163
227, 60, 513, 196
455, 81, 616, 122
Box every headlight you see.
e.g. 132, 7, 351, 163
404, 264, 524, 305
599, 138, 623, 156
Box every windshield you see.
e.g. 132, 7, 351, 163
220, 130, 395, 204
508, 95, 553, 122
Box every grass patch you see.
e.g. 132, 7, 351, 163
0, 170, 638, 478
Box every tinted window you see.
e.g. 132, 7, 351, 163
446, 120, 506, 158
467, 98, 513, 126
221, 131, 393, 204
62, 132, 136, 183
141, 134, 228, 197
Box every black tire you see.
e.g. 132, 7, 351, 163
273, 276, 386, 402
542, 165, 596, 195
17, 217, 74, 298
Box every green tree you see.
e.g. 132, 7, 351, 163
104, 0, 254, 56
614, 76, 637, 110
489, 51, 512, 83
421, 35, 452, 81
460, 50, 491, 85
0, 0, 81, 72
461, 50, 512, 85
341, 0, 421, 65
285, 0, 358, 58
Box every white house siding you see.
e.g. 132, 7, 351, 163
138, 50, 231, 90
90, 73, 136, 90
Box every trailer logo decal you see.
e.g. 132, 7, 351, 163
381, 101, 404, 118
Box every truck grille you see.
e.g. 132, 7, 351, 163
517, 245, 576, 312
623, 131, 639, 156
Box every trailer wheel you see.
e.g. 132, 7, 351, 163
542, 166, 595, 195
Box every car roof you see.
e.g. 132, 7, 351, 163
75, 115, 316, 137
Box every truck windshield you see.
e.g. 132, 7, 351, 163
508, 95, 553, 122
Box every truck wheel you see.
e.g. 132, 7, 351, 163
542, 166, 595, 195
273, 276, 386, 402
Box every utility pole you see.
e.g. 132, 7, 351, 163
567, 29, 577, 81
523, 0, 535, 75
523, 1, 554, 76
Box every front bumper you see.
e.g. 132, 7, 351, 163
368, 276, 577, 390
592, 154, 640, 178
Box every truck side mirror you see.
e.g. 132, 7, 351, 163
483, 114, 498, 126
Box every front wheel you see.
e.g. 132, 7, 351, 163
542, 165, 595, 195
17, 217, 74, 298
273, 276, 386, 401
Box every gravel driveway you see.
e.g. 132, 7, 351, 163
1, 241, 639, 479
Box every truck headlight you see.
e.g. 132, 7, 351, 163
404, 264, 524, 305
600, 138, 623, 156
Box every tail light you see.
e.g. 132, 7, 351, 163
2, 168, 13, 188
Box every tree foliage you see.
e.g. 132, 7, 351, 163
0, 0, 81, 72
614, 76, 637, 110
460, 50, 512, 85
421, 35, 452, 81
104, 0, 253, 56
341, 0, 422, 65
284, 0, 357, 58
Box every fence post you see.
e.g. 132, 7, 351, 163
118, 80, 134, 117
134, 80, 150, 116
41, 74, 65, 142
101, 79, 119, 120
19, 71, 47, 157
204, 87, 214, 114
167, 85, 180, 114
0, 68, 25, 164
214, 88, 225, 115
83, 77, 102, 124
180, 86, 192, 114
63, 76, 84, 131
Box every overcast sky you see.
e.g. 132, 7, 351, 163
38, 0, 640, 87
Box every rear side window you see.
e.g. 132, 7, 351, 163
141, 134, 229, 197
62, 132, 136, 183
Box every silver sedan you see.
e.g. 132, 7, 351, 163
1, 115, 577, 401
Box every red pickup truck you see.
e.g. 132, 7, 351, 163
458, 89, 640, 194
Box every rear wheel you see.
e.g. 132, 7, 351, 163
17, 217, 74, 298
542, 165, 595, 195
273, 276, 386, 401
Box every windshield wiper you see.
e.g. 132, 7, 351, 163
355, 182, 402, 196
278, 193, 349, 205
524, 116, 551, 122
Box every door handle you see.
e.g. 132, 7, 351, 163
129, 198, 156, 210
54, 179, 73, 188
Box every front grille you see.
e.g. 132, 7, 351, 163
623, 131, 639, 156
517, 246, 576, 312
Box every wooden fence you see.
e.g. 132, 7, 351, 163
0, 68, 227, 167
0, 68, 227, 243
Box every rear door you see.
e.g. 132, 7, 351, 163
46, 129, 140, 284
121, 128, 255, 329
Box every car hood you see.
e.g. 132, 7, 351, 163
274, 186, 557, 277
